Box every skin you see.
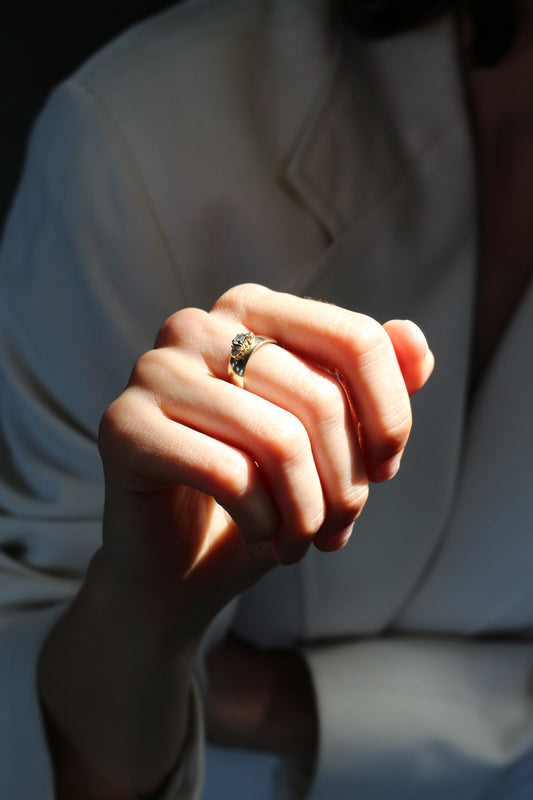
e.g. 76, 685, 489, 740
39, 284, 433, 798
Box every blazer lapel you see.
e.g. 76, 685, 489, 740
278, 14, 481, 638
398, 275, 533, 633
284, 11, 474, 234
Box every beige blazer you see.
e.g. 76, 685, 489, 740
0, 0, 532, 796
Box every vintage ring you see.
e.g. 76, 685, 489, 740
228, 331, 277, 388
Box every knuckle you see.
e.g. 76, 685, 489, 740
304, 504, 327, 537
380, 404, 412, 454
128, 349, 156, 383
324, 483, 369, 533
155, 307, 208, 349
263, 411, 310, 464
337, 313, 388, 361
212, 283, 267, 315
128, 349, 169, 394
341, 482, 370, 520
217, 451, 251, 499
301, 371, 344, 424
98, 393, 138, 460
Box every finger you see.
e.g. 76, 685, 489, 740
127, 348, 327, 564
99, 389, 280, 547
159, 310, 366, 555
314, 524, 355, 553
240, 342, 369, 552
212, 284, 413, 482
383, 319, 435, 396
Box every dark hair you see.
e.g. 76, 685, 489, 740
340, 0, 519, 66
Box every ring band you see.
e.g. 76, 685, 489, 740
228, 331, 277, 388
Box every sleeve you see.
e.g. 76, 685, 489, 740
143, 682, 205, 800
0, 78, 199, 797
302, 636, 533, 800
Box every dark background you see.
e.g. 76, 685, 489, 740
0, 1, 174, 233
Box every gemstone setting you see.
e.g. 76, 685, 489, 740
231, 331, 255, 359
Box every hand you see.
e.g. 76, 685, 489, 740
39, 283, 433, 798
204, 635, 317, 765
98, 283, 434, 637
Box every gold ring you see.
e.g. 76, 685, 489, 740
228, 331, 277, 388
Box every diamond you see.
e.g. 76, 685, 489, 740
231, 332, 255, 359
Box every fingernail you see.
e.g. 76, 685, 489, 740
375, 453, 402, 482
273, 538, 310, 566
315, 526, 353, 552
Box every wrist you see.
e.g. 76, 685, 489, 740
86, 548, 204, 659
38, 550, 201, 798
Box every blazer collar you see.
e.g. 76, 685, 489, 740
283, 13, 468, 241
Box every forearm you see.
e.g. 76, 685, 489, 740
38, 549, 200, 800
